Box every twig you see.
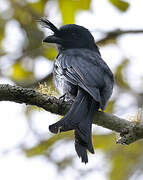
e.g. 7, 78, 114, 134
96, 29, 143, 45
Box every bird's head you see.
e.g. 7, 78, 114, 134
39, 18, 100, 53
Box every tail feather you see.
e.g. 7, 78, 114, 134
78, 122, 94, 154
74, 130, 88, 164
74, 99, 98, 162
49, 88, 99, 163
49, 88, 89, 133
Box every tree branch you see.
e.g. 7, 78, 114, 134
0, 84, 70, 115
0, 84, 143, 145
96, 29, 143, 46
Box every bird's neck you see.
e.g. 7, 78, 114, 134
93, 44, 101, 55
57, 43, 101, 56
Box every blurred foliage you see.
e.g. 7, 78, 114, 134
24, 131, 73, 157
94, 134, 143, 180
11, 60, 34, 83
0, 0, 143, 180
58, 0, 91, 24
24, 132, 143, 180
104, 100, 115, 113
114, 58, 130, 90
109, 0, 129, 12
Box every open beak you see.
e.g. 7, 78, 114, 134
43, 35, 62, 44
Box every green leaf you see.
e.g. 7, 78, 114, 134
23, 131, 73, 157
93, 134, 143, 180
76, 0, 91, 10
104, 100, 115, 113
11, 61, 34, 82
109, 0, 129, 12
44, 46, 58, 61
58, 0, 91, 24
29, 0, 46, 15
110, 142, 143, 180
93, 134, 115, 151
0, 18, 5, 49
115, 59, 130, 89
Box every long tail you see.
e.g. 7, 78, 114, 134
74, 98, 98, 163
49, 88, 89, 133
49, 88, 99, 163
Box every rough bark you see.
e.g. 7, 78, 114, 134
0, 84, 143, 145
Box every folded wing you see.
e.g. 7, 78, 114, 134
58, 49, 114, 110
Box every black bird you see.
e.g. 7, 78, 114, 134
39, 18, 114, 163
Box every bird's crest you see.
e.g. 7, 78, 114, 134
38, 17, 59, 34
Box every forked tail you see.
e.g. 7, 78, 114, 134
49, 88, 99, 163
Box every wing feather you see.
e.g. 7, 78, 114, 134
58, 49, 114, 109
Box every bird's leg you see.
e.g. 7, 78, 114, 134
59, 93, 73, 102
59, 93, 66, 100
58, 93, 67, 104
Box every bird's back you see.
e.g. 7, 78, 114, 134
54, 48, 114, 110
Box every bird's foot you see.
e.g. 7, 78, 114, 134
59, 93, 75, 104
59, 94, 67, 102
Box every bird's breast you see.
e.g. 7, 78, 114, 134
53, 58, 77, 99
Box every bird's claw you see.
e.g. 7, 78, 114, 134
59, 94, 66, 102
